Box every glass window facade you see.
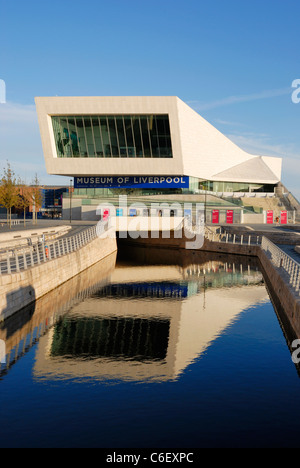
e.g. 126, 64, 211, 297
52, 115, 173, 159
199, 180, 274, 193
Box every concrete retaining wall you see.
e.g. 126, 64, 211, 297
257, 248, 300, 338
242, 213, 265, 224
118, 232, 260, 257
0, 229, 117, 322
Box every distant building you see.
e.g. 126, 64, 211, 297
40, 186, 68, 217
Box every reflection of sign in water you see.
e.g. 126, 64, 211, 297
0, 339, 6, 364
129, 209, 137, 216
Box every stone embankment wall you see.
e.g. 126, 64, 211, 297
0, 230, 117, 321
257, 248, 300, 339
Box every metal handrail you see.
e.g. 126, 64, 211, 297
205, 226, 262, 246
0, 221, 108, 276
261, 236, 300, 295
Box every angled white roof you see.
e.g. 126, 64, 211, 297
212, 156, 280, 184
175, 98, 282, 183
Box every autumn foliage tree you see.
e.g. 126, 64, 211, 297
0, 164, 43, 227
0, 162, 19, 228
16, 179, 33, 227
29, 174, 43, 225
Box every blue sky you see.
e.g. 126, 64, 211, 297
0, 0, 299, 198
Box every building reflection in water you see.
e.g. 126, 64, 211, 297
27, 247, 271, 383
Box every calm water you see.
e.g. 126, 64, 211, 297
1, 247, 300, 448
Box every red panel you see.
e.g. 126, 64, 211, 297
280, 211, 287, 224
266, 210, 273, 224
226, 210, 234, 224
212, 210, 219, 224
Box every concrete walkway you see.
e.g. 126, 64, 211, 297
0, 219, 96, 232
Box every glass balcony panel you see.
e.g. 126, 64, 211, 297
84, 117, 96, 157
76, 117, 88, 157
148, 115, 160, 158
116, 116, 127, 158
91, 117, 104, 157
140, 116, 151, 157
68, 118, 80, 157
107, 117, 119, 157
58, 117, 72, 157
100, 117, 112, 157
124, 116, 135, 157
132, 116, 143, 158
52, 116, 64, 157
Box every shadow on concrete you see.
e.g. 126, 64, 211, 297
0, 286, 36, 330
117, 241, 262, 271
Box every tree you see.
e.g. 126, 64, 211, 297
0, 162, 19, 228
16, 179, 32, 227
29, 173, 43, 225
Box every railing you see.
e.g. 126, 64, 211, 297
0, 219, 23, 226
205, 226, 262, 246
0, 221, 108, 276
205, 226, 300, 295
261, 236, 300, 296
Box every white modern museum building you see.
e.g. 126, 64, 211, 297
35, 96, 283, 219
